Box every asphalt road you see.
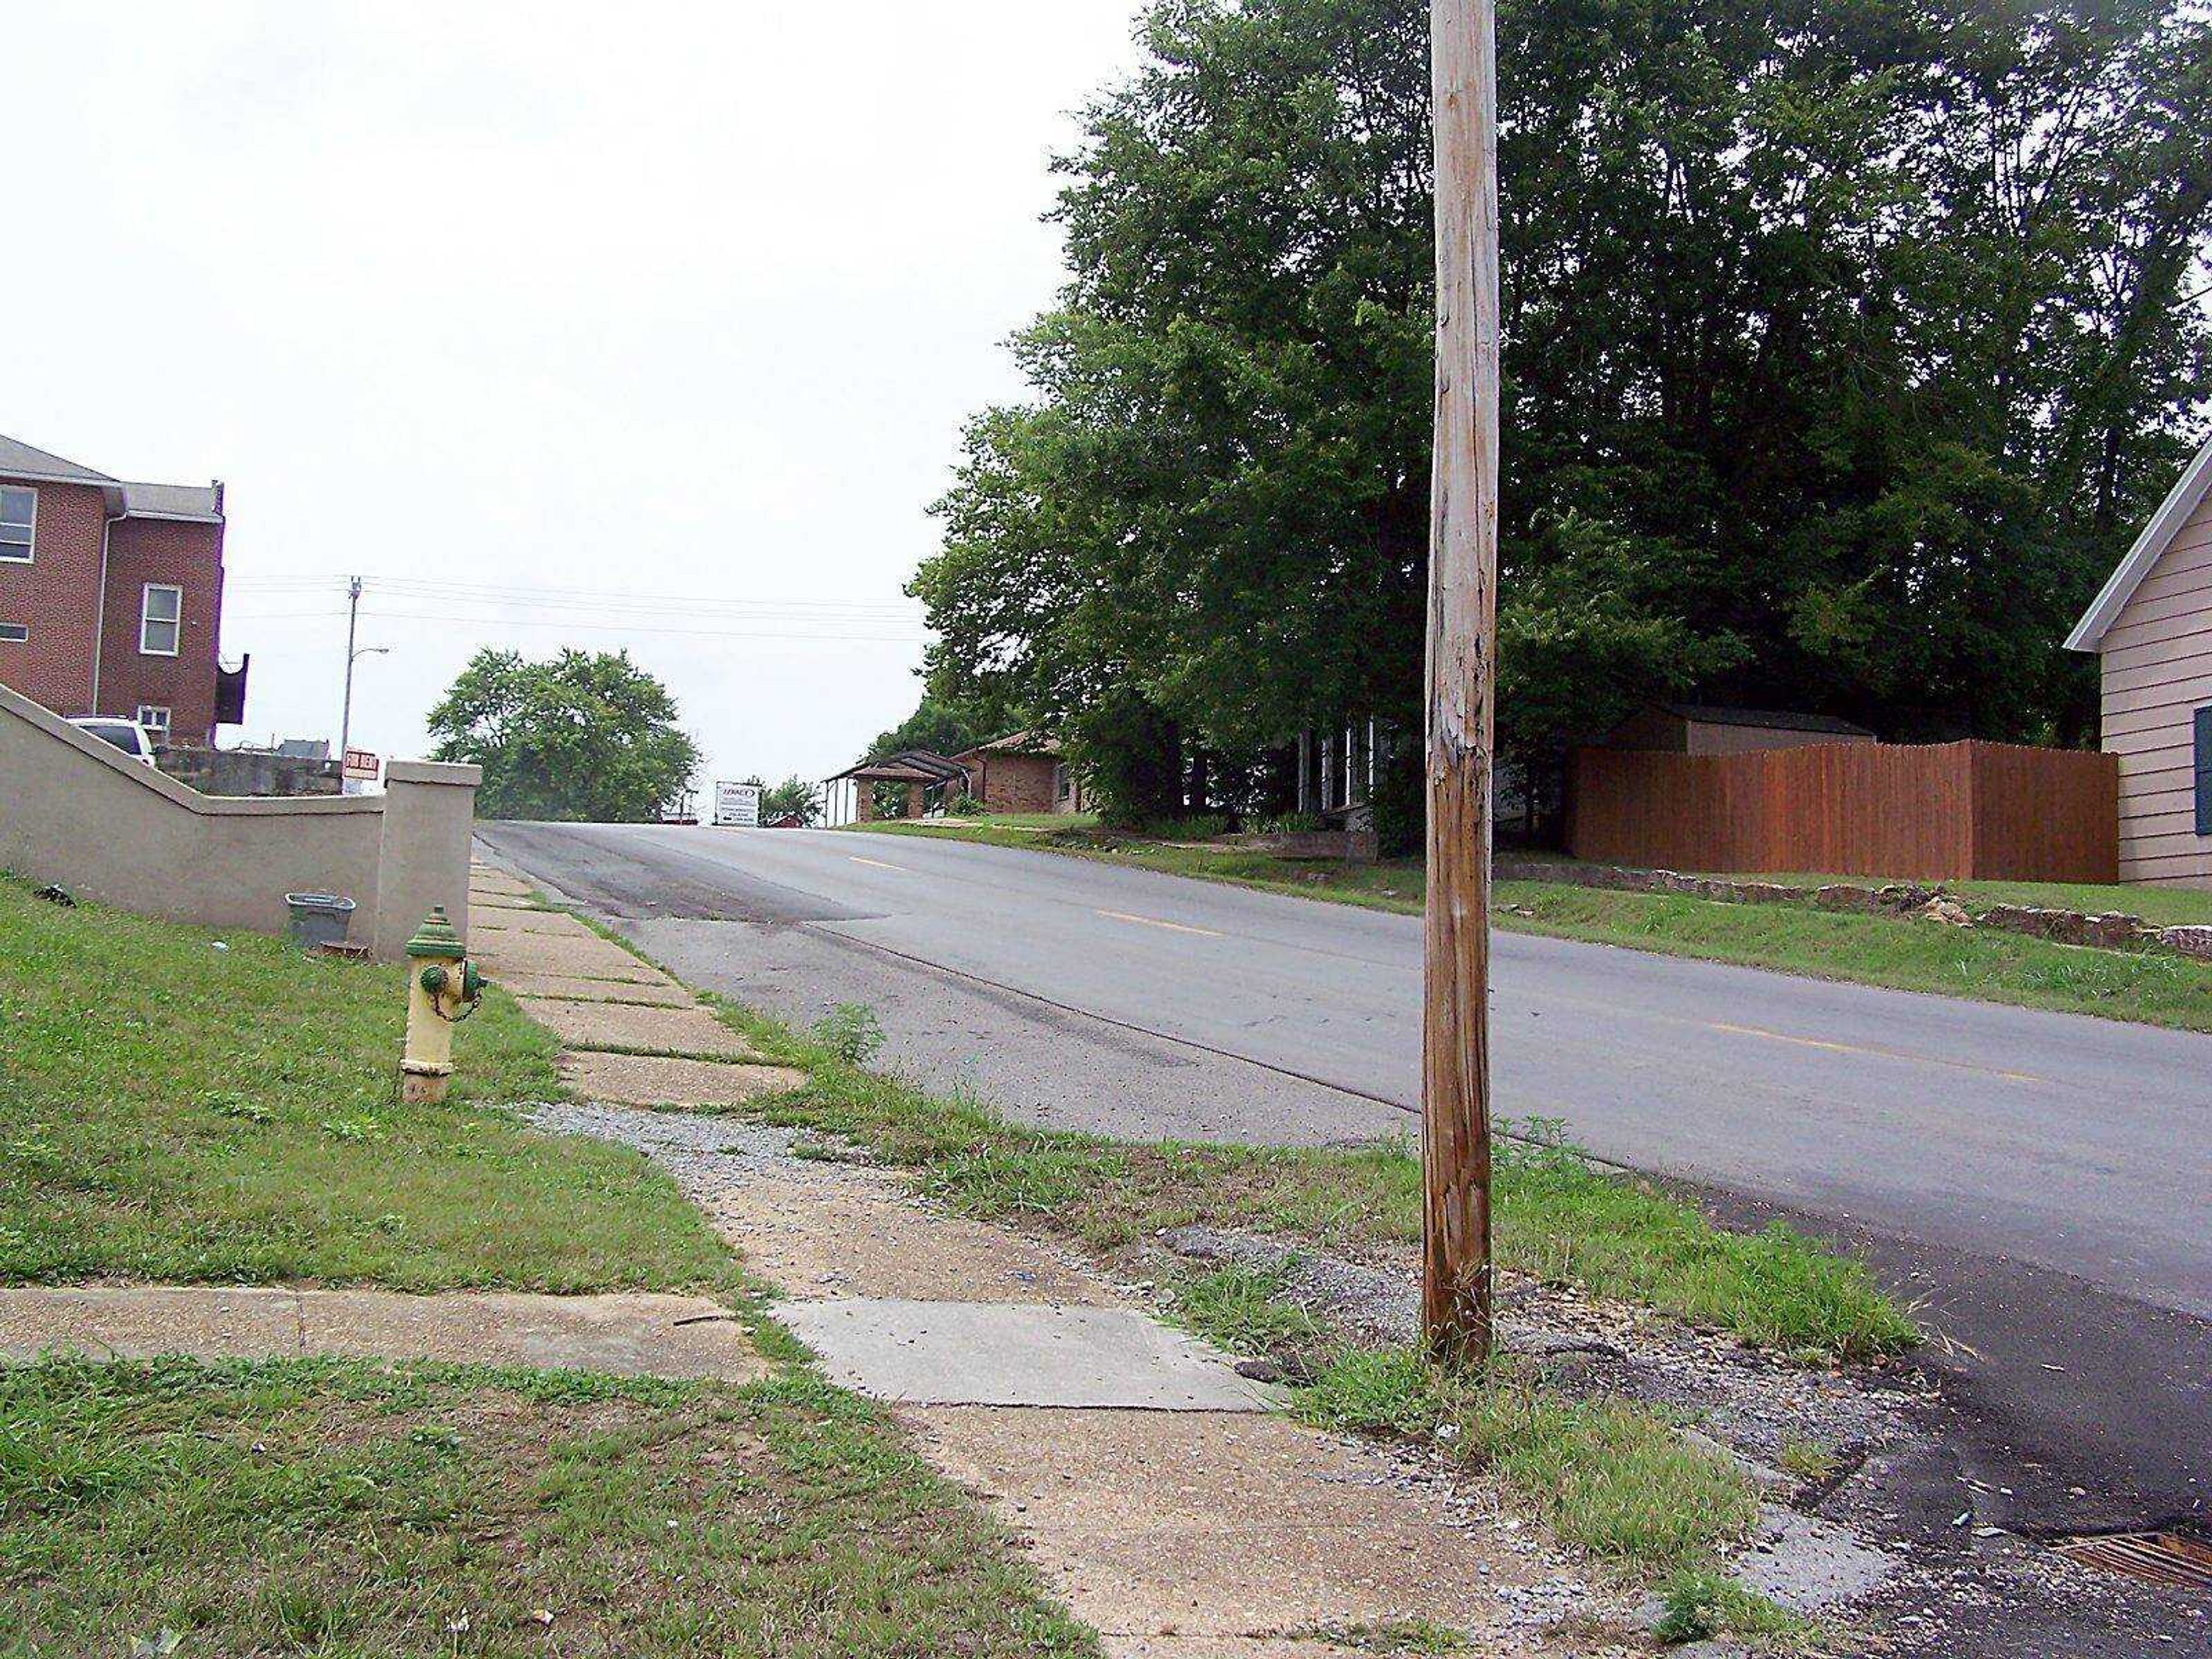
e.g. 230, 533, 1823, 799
479, 819, 2211, 1533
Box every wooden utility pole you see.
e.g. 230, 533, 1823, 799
1422, 0, 1500, 1365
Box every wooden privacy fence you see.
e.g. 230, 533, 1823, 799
1567, 740, 2119, 883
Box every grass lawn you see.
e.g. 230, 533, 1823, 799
0, 876, 731, 1293
0, 1356, 1092, 1658
849, 818, 2212, 1032
0, 880, 1101, 1657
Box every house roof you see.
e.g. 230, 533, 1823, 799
1659, 703, 1874, 737
2066, 434, 2212, 652
827, 748, 972, 784
120, 480, 224, 523
957, 728, 1062, 759
0, 433, 117, 488
0, 434, 224, 522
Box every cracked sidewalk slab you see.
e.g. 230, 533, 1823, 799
708, 1160, 1121, 1305
0, 1287, 766, 1380
474, 933, 668, 981
472, 908, 600, 938
773, 1300, 1277, 1410
906, 1406, 1567, 1649
557, 1050, 808, 1106
516, 997, 758, 1059
496, 972, 696, 1006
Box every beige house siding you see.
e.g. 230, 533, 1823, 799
2099, 488, 2212, 887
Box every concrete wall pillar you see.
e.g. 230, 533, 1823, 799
855, 782, 877, 823
373, 759, 482, 961
903, 782, 924, 819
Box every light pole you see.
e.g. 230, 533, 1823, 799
336, 574, 390, 765
339, 643, 389, 762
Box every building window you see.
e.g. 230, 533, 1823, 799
2196, 706, 2211, 838
135, 704, 171, 739
141, 584, 182, 656
0, 621, 25, 643
0, 487, 32, 562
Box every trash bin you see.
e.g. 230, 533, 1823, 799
284, 893, 357, 951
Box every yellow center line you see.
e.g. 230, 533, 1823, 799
1096, 908, 1224, 938
1705, 1021, 2048, 1085
848, 855, 910, 873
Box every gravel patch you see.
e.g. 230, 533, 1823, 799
1154, 1222, 1921, 1476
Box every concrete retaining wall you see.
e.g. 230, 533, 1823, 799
157, 745, 342, 797
0, 682, 478, 959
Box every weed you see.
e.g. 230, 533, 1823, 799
1776, 1435, 1840, 1483
811, 1003, 887, 1066
1654, 1568, 1813, 1646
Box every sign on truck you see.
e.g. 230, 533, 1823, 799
713, 781, 761, 828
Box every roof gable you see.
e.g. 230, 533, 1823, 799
2067, 434, 2212, 652
0, 433, 116, 488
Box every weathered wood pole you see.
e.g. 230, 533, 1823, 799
1423, 0, 1500, 1365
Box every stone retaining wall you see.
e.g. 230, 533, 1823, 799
1496, 857, 2212, 963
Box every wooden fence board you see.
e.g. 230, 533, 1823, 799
1567, 740, 2118, 882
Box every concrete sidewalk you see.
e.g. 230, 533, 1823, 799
0, 1285, 766, 1380
463, 842, 1628, 1657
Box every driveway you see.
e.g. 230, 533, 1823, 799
478, 820, 2211, 1533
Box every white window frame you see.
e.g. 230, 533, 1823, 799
0, 621, 26, 643
135, 704, 172, 738
0, 485, 33, 563
140, 584, 183, 657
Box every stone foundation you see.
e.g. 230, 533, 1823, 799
1494, 858, 2212, 963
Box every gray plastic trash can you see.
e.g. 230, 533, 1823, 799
284, 893, 357, 951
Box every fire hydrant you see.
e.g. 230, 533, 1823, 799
401, 906, 484, 1104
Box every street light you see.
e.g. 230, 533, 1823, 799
338, 643, 389, 764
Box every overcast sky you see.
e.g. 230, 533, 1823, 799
3, 2, 1146, 795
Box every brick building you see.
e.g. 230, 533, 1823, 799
0, 434, 241, 747
950, 730, 1086, 815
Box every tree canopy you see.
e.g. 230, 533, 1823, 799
912, 0, 2212, 820
861, 694, 998, 764
427, 648, 701, 823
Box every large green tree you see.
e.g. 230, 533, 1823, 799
427, 649, 701, 823
914, 0, 2212, 817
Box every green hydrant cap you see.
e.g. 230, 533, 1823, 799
406, 906, 465, 959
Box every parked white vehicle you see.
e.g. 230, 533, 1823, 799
68, 716, 159, 764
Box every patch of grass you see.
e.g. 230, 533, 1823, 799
1775, 1435, 1840, 1483
1293, 1342, 1757, 1574
849, 819, 2212, 1030
1654, 1567, 1815, 1647
1169, 1263, 1327, 1355
0, 878, 735, 1295
0, 1355, 1096, 1658
1494, 882, 2212, 1032
706, 999, 1912, 1363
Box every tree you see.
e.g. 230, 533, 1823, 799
862, 695, 996, 764
757, 775, 822, 825
914, 0, 2212, 805
427, 649, 701, 823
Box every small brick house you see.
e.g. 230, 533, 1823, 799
0, 434, 240, 748
950, 730, 1086, 816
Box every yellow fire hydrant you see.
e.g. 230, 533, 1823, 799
401, 906, 484, 1104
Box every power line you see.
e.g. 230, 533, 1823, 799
354, 608, 925, 643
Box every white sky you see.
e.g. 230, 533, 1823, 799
3, 2, 1145, 794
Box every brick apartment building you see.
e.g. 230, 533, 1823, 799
0, 433, 242, 747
